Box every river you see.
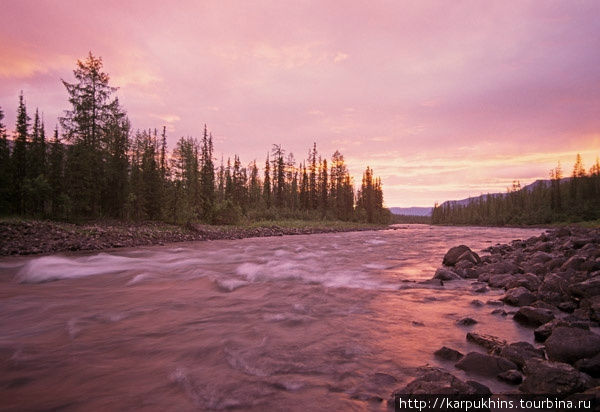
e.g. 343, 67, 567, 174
0, 224, 545, 411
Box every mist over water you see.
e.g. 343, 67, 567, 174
0, 225, 544, 411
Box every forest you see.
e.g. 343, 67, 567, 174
0, 53, 390, 225
431, 154, 600, 226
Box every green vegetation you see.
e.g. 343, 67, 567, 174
0, 53, 391, 227
432, 154, 600, 226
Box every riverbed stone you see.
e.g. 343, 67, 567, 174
433, 268, 461, 281
498, 369, 522, 385
570, 276, 600, 299
456, 317, 478, 326
443, 245, 480, 267
501, 287, 536, 306
520, 358, 593, 395
455, 352, 517, 377
545, 327, 600, 364
505, 273, 541, 292
393, 368, 483, 395
534, 319, 571, 342
513, 306, 555, 327
496, 341, 544, 369
466, 332, 506, 351
575, 353, 600, 378
488, 274, 514, 289
434, 346, 464, 362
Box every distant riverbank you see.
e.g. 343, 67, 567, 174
0, 218, 389, 256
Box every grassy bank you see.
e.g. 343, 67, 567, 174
0, 217, 389, 256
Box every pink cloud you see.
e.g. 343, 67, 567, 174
1, 1, 599, 206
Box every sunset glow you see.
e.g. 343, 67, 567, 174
2, 0, 599, 206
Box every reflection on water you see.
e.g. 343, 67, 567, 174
0, 224, 543, 410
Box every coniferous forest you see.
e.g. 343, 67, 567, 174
0, 53, 391, 225
431, 154, 600, 226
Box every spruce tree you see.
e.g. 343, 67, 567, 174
11, 91, 30, 213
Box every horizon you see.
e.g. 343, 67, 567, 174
2, 1, 599, 207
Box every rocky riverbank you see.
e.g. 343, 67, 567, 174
0, 219, 388, 256
392, 226, 600, 402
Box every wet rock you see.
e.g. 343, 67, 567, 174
575, 353, 600, 378
491, 309, 507, 316
455, 352, 517, 377
502, 287, 536, 307
534, 319, 571, 342
558, 301, 577, 313
487, 261, 521, 275
486, 300, 503, 306
488, 274, 514, 289
530, 251, 553, 264
466, 332, 506, 351
433, 268, 461, 281
456, 317, 478, 326
545, 327, 600, 364
505, 273, 541, 292
434, 346, 464, 362
513, 306, 555, 327
520, 358, 592, 395
496, 341, 544, 369
561, 256, 586, 272
393, 368, 482, 395
498, 369, 523, 385
570, 276, 600, 299
470, 299, 484, 307
465, 380, 492, 395
443, 245, 480, 267
472, 285, 488, 293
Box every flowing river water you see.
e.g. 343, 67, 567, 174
0, 224, 545, 411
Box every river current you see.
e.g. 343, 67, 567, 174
0, 225, 545, 411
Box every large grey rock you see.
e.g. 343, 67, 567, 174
505, 273, 541, 292
443, 245, 481, 267
495, 341, 544, 369
393, 368, 486, 395
488, 274, 514, 289
561, 256, 586, 272
513, 306, 555, 327
502, 287, 537, 307
433, 268, 461, 281
534, 319, 571, 342
455, 352, 517, 377
570, 276, 600, 299
545, 327, 600, 364
434, 346, 464, 362
575, 353, 600, 378
520, 358, 592, 395
466, 332, 506, 351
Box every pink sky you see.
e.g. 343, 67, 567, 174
1, 1, 599, 207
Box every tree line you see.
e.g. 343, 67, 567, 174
431, 154, 600, 226
0, 53, 390, 225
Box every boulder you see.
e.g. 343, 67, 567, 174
530, 251, 553, 264
455, 352, 517, 377
561, 256, 586, 272
491, 309, 507, 316
534, 319, 571, 342
545, 327, 600, 364
433, 268, 461, 281
505, 273, 541, 292
574, 353, 600, 378
456, 317, 478, 326
496, 341, 544, 369
488, 274, 514, 289
393, 368, 485, 395
502, 287, 537, 307
443, 245, 480, 267
520, 358, 592, 395
434, 346, 464, 362
498, 369, 523, 385
570, 276, 600, 299
513, 306, 555, 327
466, 332, 506, 351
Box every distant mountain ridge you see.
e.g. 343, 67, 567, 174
390, 178, 563, 216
